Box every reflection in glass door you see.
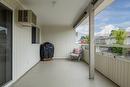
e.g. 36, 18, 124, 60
0, 2, 12, 86
0, 27, 6, 85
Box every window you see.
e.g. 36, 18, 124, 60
32, 26, 40, 44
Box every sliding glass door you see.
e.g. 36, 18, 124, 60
0, 26, 6, 86
0, 3, 12, 86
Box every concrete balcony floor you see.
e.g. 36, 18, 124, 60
11, 60, 119, 87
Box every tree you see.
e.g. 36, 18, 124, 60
84, 36, 90, 43
80, 35, 90, 44
110, 29, 127, 55
111, 29, 127, 45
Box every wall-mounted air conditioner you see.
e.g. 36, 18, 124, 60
17, 10, 37, 27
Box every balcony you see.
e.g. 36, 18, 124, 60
0, 0, 129, 87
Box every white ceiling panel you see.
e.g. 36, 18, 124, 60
20, 0, 91, 26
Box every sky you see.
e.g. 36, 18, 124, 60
76, 0, 130, 36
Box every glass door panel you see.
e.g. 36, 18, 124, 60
0, 27, 6, 86
0, 3, 12, 86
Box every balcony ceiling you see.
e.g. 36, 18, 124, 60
20, 0, 91, 27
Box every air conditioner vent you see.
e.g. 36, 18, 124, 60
17, 10, 37, 27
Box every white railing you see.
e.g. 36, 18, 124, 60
82, 45, 130, 87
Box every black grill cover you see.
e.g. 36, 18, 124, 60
40, 42, 54, 60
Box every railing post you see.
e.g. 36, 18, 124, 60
89, 3, 95, 79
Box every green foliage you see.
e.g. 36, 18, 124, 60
110, 29, 127, 55
80, 35, 90, 44
111, 29, 127, 45
85, 36, 90, 43
80, 36, 86, 40
111, 47, 123, 55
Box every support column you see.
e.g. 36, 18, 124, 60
89, 3, 95, 79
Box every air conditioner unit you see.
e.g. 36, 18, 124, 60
17, 10, 37, 27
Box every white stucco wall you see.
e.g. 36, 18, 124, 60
0, 0, 40, 87
41, 26, 77, 59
